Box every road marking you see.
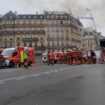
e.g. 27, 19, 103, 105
0, 65, 90, 83
31, 74, 40, 77
15, 77, 26, 80
0, 67, 71, 83
0, 81, 4, 84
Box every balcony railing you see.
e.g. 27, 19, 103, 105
22, 38, 39, 42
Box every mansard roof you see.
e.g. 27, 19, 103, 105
18, 14, 45, 19
1, 11, 83, 26
45, 11, 68, 15
2, 11, 18, 19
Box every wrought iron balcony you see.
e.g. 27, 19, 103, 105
22, 38, 39, 42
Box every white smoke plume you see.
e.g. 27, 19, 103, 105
1, 0, 105, 34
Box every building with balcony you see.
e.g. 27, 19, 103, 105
83, 28, 100, 50
0, 11, 84, 53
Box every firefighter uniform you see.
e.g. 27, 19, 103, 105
67, 51, 72, 65
47, 51, 54, 65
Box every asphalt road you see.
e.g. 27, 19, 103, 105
0, 62, 105, 105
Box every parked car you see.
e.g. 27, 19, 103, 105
42, 53, 48, 63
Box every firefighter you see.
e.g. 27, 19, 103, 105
87, 50, 92, 64
82, 50, 87, 64
20, 50, 29, 68
77, 49, 81, 65
77, 49, 83, 65
47, 50, 54, 65
91, 50, 96, 64
61, 50, 66, 64
67, 50, 72, 65
72, 48, 77, 65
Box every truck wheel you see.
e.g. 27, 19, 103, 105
0, 62, 2, 68
9, 62, 14, 68
54, 60, 57, 64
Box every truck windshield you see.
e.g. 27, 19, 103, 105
1, 49, 14, 56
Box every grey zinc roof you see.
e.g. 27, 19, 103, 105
2, 11, 18, 19
1, 11, 83, 26
18, 14, 45, 19
45, 11, 68, 15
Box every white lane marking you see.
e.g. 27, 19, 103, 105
0, 65, 90, 83
31, 74, 41, 77
15, 77, 26, 80
0, 82, 4, 84
0, 67, 71, 83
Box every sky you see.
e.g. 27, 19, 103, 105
0, 0, 105, 36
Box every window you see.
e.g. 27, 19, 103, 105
55, 15, 59, 19
29, 16, 31, 19
51, 15, 54, 19
24, 43, 26, 46
9, 16, 13, 19
60, 21, 63, 25
29, 43, 32, 47
40, 37, 44, 47
34, 16, 36, 18
17, 43, 20, 46
47, 15, 50, 19
40, 15, 43, 19
13, 51, 18, 56
60, 15, 63, 19
17, 37, 20, 42
10, 38, 13, 47
47, 41, 50, 47
35, 42, 37, 47
65, 15, 67, 19
23, 15, 26, 19
4, 38, 7, 48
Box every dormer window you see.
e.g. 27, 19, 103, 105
60, 15, 63, 19
9, 16, 12, 19
47, 15, 50, 19
56, 15, 59, 19
40, 15, 43, 19
23, 15, 26, 19
65, 15, 67, 19
51, 15, 54, 19
34, 16, 36, 18
29, 16, 31, 19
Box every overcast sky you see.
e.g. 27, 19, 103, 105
0, 0, 105, 36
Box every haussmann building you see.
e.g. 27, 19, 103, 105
0, 11, 84, 53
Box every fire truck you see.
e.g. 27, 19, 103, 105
95, 49, 105, 63
1, 47, 35, 68
0, 49, 4, 68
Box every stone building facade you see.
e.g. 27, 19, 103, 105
0, 11, 84, 53
83, 28, 100, 50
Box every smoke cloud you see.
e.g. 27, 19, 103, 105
0, 0, 105, 35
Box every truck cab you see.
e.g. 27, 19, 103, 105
0, 50, 4, 68
1, 47, 35, 68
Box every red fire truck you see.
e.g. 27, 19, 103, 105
1, 47, 35, 68
0, 49, 4, 68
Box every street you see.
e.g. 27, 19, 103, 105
0, 61, 105, 105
